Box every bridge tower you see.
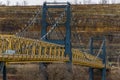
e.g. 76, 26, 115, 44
41, 2, 72, 62
89, 37, 106, 80
0, 62, 7, 80
40, 2, 72, 80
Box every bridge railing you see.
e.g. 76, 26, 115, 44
72, 49, 103, 68
0, 34, 68, 62
0, 34, 104, 68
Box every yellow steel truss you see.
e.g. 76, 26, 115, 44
0, 34, 104, 68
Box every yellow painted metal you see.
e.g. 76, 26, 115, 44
0, 34, 104, 68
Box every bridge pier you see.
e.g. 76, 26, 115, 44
39, 63, 48, 80
0, 62, 7, 80
3, 63, 7, 80
89, 68, 94, 80
101, 68, 106, 80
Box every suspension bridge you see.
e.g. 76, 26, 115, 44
0, 2, 108, 80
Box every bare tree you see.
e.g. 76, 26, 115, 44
101, 0, 108, 4
23, 0, 27, 6
0, 1, 3, 5
79, 1, 81, 4
16, 1, 19, 6
54, 0, 56, 3
88, 0, 91, 4
83, 0, 89, 4
7, 0, 10, 6
111, 0, 116, 4
75, 0, 77, 4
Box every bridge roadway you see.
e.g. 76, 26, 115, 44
0, 34, 104, 68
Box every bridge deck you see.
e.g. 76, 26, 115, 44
0, 34, 104, 68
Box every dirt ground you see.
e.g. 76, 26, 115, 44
0, 64, 120, 80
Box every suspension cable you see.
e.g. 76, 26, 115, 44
41, 6, 68, 40
74, 26, 91, 60
94, 40, 104, 60
74, 22, 104, 61
16, 8, 41, 36
71, 13, 105, 61
46, 11, 59, 39
47, 11, 65, 39
23, 8, 41, 32
71, 15, 91, 60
